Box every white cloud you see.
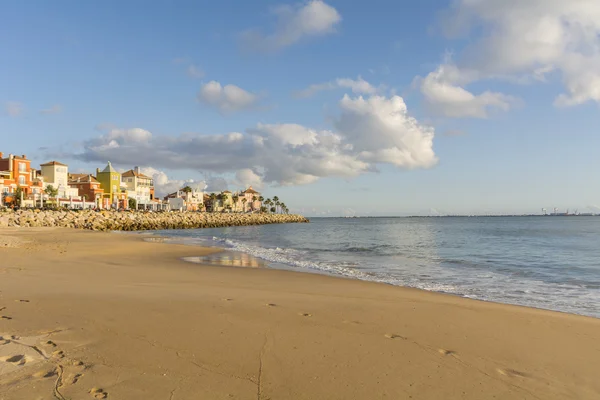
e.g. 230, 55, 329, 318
241, 0, 341, 51
336, 95, 438, 169
235, 169, 264, 190
4, 101, 23, 117
40, 104, 63, 114
140, 167, 189, 196
197, 81, 259, 113
419, 64, 515, 118
187, 64, 205, 79
295, 76, 380, 98
437, 0, 600, 107
140, 167, 211, 197
72, 93, 436, 187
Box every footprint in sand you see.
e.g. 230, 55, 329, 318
17, 299, 30, 303
89, 387, 109, 399
299, 313, 312, 317
1, 354, 32, 366
384, 333, 406, 340
265, 303, 277, 307
497, 368, 529, 378
1, 315, 12, 320
52, 350, 65, 359
438, 349, 455, 356
33, 367, 58, 379
45, 340, 57, 348
222, 298, 233, 301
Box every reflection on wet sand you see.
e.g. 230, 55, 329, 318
182, 252, 264, 268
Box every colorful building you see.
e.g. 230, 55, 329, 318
96, 162, 128, 209
239, 186, 261, 212
69, 174, 105, 207
40, 161, 80, 199
0, 152, 32, 194
122, 167, 154, 208
164, 184, 204, 211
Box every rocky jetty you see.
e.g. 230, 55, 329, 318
0, 210, 309, 231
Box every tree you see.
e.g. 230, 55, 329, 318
242, 198, 247, 213
128, 197, 137, 210
44, 185, 59, 208
270, 206, 276, 213
14, 187, 24, 208
218, 193, 228, 212
232, 195, 239, 212
182, 186, 192, 193
280, 202, 287, 214
273, 196, 279, 213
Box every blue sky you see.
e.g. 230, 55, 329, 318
2, 0, 600, 216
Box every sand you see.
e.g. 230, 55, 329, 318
0, 228, 599, 399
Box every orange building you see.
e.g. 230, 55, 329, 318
68, 173, 105, 207
0, 152, 33, 194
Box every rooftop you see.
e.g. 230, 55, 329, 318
122, 169, 152, 179
69, 173, 99, 183
101, 161, 119, 174
40, 160, 68, 167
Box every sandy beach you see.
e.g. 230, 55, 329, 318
1, 228, 599, 400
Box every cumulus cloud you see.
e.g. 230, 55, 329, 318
295, 76, 380, 98
241, 0, 341, 51
197, 81, 259, 113
3, 101, 23, 117
235, 169, 264, 190
335, 95, 437, 169
140, 167, 212, 197
71, 93, 436, 187
187, 64, 205, 79
40, 104, 63, 114
418, 64, 516, 118
435, 0, 600, 107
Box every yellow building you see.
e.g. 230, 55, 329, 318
96, 162, 127, 209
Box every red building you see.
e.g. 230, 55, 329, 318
68, 173, 105, 207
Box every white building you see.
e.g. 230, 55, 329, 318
165, 183, 205, 211
40, 161, 80, 199
122, 167, 154, 208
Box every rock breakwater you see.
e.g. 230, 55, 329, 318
0, 210, 309, 231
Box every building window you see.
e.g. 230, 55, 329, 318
18, 176, 26, 185
19, 163, 26, 172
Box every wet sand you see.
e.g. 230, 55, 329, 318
0, 228, 599, 399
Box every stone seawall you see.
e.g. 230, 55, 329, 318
0, 210, 309, 231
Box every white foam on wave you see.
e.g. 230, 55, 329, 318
155, 233, 600, 318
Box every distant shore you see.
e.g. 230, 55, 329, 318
0, 209, 309, 231
0, 228, 598, 399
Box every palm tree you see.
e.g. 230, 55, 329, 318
44, 185, 59, 208
182, 186, 192, 193
264, 198, 273, 213
280, 202, 287, 214
218, 193, 227, 212
232, 194, 239, 212
252, 195, 257, 211
242, 198, 247, 213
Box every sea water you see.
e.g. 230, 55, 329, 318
154, 217, 600, 318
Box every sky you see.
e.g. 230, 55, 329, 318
2, 0, 600, 216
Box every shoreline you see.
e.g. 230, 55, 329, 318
1, 228, 599, 399
151, 231, 599, 320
